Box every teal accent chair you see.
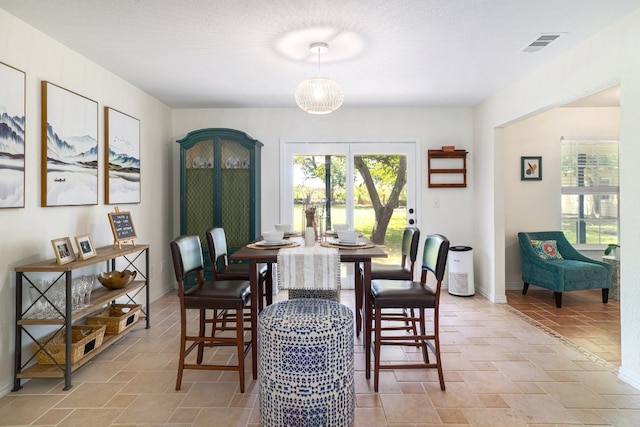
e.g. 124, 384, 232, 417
518, 231, 611, 308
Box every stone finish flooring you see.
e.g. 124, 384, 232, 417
505, 288, 621, 367
1, 289, 637, 426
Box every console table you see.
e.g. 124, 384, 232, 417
13, 244, 150, 391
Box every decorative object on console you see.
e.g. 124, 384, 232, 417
521, 156, 542, 181
107, 207, 137, 249
295, 42, 344, 114
105, 107, 140, 204
0, 61, 26, 209
51, 236, 76, 265
41, 81, 98, 207
97, 270, 137, 290
75, 234, 96, 260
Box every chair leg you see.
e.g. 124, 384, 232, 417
554, 292, 562, 308
197, 309, 206, 363
235, 308, 246, 393
373, 304, 382, 392
433, 307, 445, 391
522, 282, 529, 294
602, 288, 609, 304
176, 307, 188, 391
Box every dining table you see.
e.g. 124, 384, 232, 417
231, 234, 387, 380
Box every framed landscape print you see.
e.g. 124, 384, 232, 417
105, 107, 140, 204
521, 156, 542, 181
0, 62, 26, 208
41, 81, 98, 207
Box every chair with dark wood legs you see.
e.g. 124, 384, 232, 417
206, 227, 270, 310
170, 235, 251, 392
356, 227, 420, 337
369, 233, 449, 391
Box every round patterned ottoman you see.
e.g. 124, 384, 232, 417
258, 298, 355, 427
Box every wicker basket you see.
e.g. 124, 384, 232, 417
34, 324, 106, 365
87, 304, 142, 335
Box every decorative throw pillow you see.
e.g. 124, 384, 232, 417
530, 239, 564, 260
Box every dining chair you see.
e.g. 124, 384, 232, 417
205, 227, 270, 310
356, 227, 420, 336
170, 235, 251, 392
369, 233, 449, 391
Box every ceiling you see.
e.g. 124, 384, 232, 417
1, 0, 636, 109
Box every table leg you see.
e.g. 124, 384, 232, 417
249, 260, 259, 380
354, 262, 362, 337
266, 263, 273, 306
363, 260, 372, 379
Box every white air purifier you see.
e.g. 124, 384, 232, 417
448, 246, 474, 296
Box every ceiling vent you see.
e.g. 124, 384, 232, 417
521, 33, 566, 53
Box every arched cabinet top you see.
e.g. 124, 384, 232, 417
176, 128, 264, 150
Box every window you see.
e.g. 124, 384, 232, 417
561, 137, 619, 245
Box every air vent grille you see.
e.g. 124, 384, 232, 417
522, 33, 566, 53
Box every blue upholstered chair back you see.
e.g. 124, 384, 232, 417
422, 234, 449, 282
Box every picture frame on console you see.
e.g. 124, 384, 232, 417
75, 234, 96, 260
51, 237, 76, 265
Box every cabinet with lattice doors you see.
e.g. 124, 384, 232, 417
177, 128, 262, 280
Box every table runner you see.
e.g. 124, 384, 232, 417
277, 245, 341, 291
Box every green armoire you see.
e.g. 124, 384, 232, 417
177, 128, 262, 274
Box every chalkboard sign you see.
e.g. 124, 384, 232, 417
108, 210, 137, 247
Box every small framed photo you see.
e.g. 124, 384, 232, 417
51, 237, 76, 265
75, 234, 97, 260
521, 156, 542, 181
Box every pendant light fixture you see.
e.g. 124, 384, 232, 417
295, 42, 344, 114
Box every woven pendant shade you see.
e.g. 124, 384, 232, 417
295, 42, 344, 114
295, 77, 344, 114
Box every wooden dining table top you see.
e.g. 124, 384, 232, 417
231, 235, 388, 262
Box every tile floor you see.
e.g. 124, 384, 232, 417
2, 288, 637, 426
505, 288, 621, 366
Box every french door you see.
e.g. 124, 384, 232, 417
280, 140, 419, 267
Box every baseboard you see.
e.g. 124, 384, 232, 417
618, 367, 640, 392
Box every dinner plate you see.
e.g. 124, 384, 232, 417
256, 240, 288, 246
337, 240, 366, 247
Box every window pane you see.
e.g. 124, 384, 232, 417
560, 138, 619, 245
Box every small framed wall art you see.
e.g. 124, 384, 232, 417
75, 234, 97, 260
521, 156, 542, 181
51, 237, 76, 265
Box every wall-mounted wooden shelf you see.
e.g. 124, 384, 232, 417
428, 149, 468, 188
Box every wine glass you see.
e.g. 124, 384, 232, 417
28, 282, 45, 319
72, 277, 82, 311
81, 275, 94, 308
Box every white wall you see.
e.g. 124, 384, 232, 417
172, 107, 477, 269
474, 10, 640, 388
0, 10, 174, 395
504, 107, 620, 287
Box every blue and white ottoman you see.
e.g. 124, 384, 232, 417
258, 298, 354, 427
